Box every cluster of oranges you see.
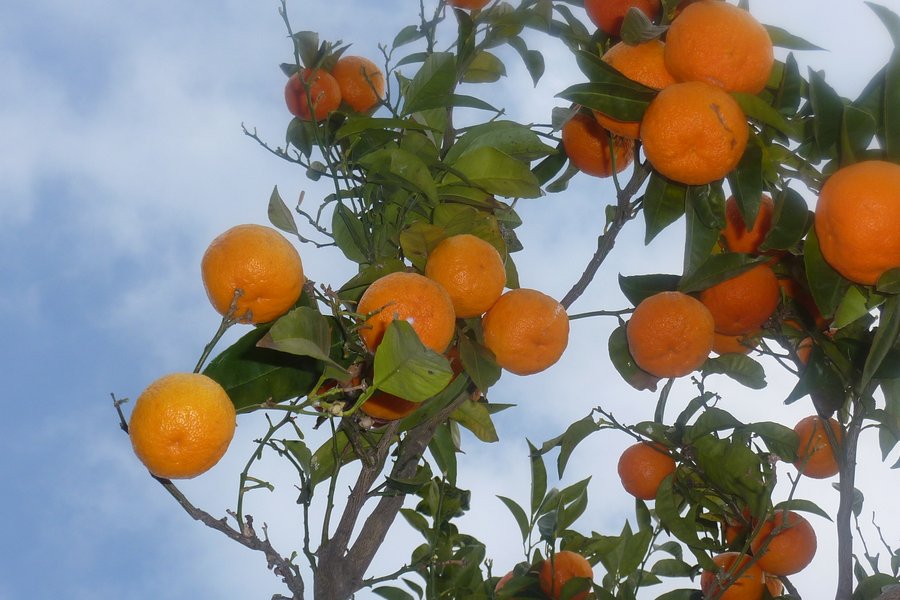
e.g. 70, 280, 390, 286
563, 0, 774, 187
495, 550, 594, 600
284, 54, 385, 121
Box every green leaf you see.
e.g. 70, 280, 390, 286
399, 221, 445, 272
310, 428, 384, 487
203, 326, 321, 411
359, 147, 439, 203
372, 586, 416, 600
338, 259, 406, 303
652, 558, 694, 578
393, 25, 424, 49
332, 202, 369, 263
462, 50, 506, 83
702, 354, 767, 390
758, 187, 810, 252
609, 324, 661, 392
267, 186, 299, 236
851, 574, 900, 600
258, 307, 347, 375
809, 68, 844, 153
773, 498, 833, 521
686, 407, 743, 440
764, 24, 826, 50
841, 105, 878, 165
335, 116, 430, 140
620, 6, 668, 44
833, 285, 880, 330
773, 53, 803, 114
655, 476, 706, 549
457, 333, 502, 392
429, 422, 459, 483
862, 295, 900, 391
877, 268, 900, 294
497, 495, 530, 543
443, 146, 542, 198
678, 253, 765, 294
505, 35, 545, 86
642, 173, 686, 244
402, 52, 457, 115
618, 273, 681, 306
885, 50, 900, 164
451, 399, 499, 443
804, 226, 849, 320
732, 93, 800, 139
879, 379, 900, 461
655, 590, 701, 600
444, 120, 556, 164
529, 440, 548, 516
745, 421, 799, 461
557, 82, 655, 122
868, 1, 900, 49
683, 188, 722, 277
726, 145, 764, 224
554, 414, 602, 478
692, 435, 766, 505
373, 321, 453, 402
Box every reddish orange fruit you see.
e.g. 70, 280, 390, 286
700, 552, 765, 600
699, 264, 780, 336
750, 511, 817, 576
424, 234, 506, 318
584, 0, 661, 37
793, 415, 842, 479
562, 112, 634, 178
360, 391, 420, 422
332, 55, 385, 113
617, 442, 677, 500
284, 68, 342, 121
538, 550, 593, 600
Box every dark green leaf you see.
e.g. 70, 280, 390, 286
554, 414, 602, 478
833, 285, 879, 330
655, 590, 702, 600
337, 259, 406, 303
620, 6, 668, 44
203, 326, 321, 411
258, 307, 347, 375
765, 25, 825, 50
332, 202, 369, 263
372, 586, 416, 600
809, 68, 844, 153
444, 121, 556, 164
373, 321, 453, 402
702, 354, 767, 390
429, 422, 458, 483
862, 295, 900, 391
745, 421, 799, 461
683, 188, 722, 277
267, 186, 299, 236
727, 145, 764, 224
678, 253, 765, 294
557, 82, 655, 122
652, 558, 694, 578
497, 495, 530, 543
840, 105, 878, 165
877, 268, 900, 294
732, 93, 801, 139
758, 187, 810, 252
804, 226, 850, 320
867, 1, 900, 48
879, 379, 900, 461
359, 147, 439, 203
506, 35, 545, 86
885, 50, 900, 164
393, 25, 423, 48
618, 273, 681, 306
773, 498, 833, 521
609, 324, 661, 392
686, 407, 743, 441
529, 440, 548, 516
642, 173, 687, 244
457, 334, 502, 392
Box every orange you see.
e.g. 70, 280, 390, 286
561, 112, 634, 178
447, 0, 491, 9
129, 373, 236, 480
360, 391, 420, 422
626, 291, 714, 378
664, 0, 774, 94
814, 160, 900, 285
481, 288, 569, 376
284, 68, 342, 121
594, 40, 677, 139
750, 511, 817, 576
699, 264, 780, 336
424, 234, 506, 318
332, 55, 385, 113
201, 224, 305, 324
538, 550, 593, 600
793, 415, 842, 479
712, 330, 759, 356
721, 195, 775, 254
640, 81, 749, 185
795, 336, 813, 366
584, 0, 661, 37
700, 552, 765, 600
617, 441, 676, 500
356, 271, 456, 353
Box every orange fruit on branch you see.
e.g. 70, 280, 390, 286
424, 234, 506, 318
700, 552, 765, 600
538, 550, 593, 600
332, 55, 385, 113
481, 288, 569, 376
814, 160, 900, 285
617, 441, 676, 500
284, 68, 342, 121
626, 291, 714, 378
360, 390, 420, 422
562, 112, 634, 178
593, 39, 677, 139
699, 264, 780, 336
584, 0, 661, 37
750, 510, 817, 576
129, 373, 236, 480
201, 224, 305, 324
640, 80, 749, 185
664, 0, 774, 94
712, 330, 759, 356
793, 415, 842, 479
356, 271, 456, 353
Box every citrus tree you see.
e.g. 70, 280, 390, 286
114, 0, 900, 599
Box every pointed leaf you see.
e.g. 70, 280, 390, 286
642, 173, 687, 244
451, 399, 499, 443
373, 320, 453, 402
609, 324, 661, 392
444, 146, 542, 198
402, 52, 457, 115
862, 295, 900, 391
618, 273, 681, 306
702, 354, 767, 390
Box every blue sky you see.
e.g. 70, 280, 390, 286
2, 1, 898, 598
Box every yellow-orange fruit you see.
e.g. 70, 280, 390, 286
424, 234, 506, 318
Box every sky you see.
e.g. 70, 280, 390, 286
1, 0, 899, 599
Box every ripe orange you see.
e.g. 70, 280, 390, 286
447, 0, 491, 9
699, 264, 780, 336
561, 112, 634, 178
626, 291, 715, 378
750, 511, 817, 576
594, 40, 677, 139
640, 81, 749, 185
721, 195, 775, 254
482, 289, 569, 375
814, 160, 900, 285
129, 373, 236, 480
584, 0, 661, 37
538, 550, 593, 600
712, 330, 759, 356
793, 415, 842, 479
617, 441, 677, 500
700, 552, 765, 600
664, 0, 774, 94
424, 234, 506, 318
201, 224, 305, 324
332, 55, 385, 113
360, 391, 420, 422
284, 68, 342, 121
356, 271, 456, 353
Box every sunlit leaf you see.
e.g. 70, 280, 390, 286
373, 321, 453, 402
258, 307, 348, 375
403, 52, 457, 115
444, 146, 542, 198
462, 50, 506, 83
332, 202, 369, 263
444, 121, 556, 164
267, 186, 299, 236
451, 399, 499, 443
